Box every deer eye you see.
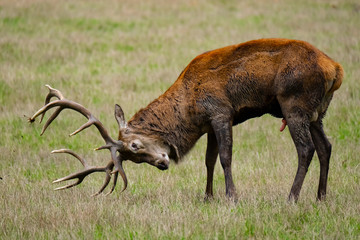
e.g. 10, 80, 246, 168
131, 143, 138, 150
130, 140, 143, 152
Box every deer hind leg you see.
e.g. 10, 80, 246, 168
204, 132, 219, 200
282, 106, 316, 202
211, 118, 237, 200
310, 119, 331, 201
309, 94, 333, 201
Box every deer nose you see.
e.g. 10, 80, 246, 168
156, 153, 170, 170
156, 160, 169, 170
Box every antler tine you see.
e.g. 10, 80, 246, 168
116, 161, 128, 193
39, 85, 65, 123
110, 148, 128, 192
91, 161, 115, 197
92, 160, 125, 196
52, 149, 119, 195
40, 108, 63, 136
51, 149, 88, 168
106, 172, 119, 195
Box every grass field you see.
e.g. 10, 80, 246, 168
1, 0, 359, 239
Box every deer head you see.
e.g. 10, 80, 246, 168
29, 85, 171, 195
114, 104, 172, 170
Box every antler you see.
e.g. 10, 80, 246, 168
28, 85, 127, 194
51, 149, 123, 195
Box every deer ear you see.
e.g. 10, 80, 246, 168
114, 104, 127, 130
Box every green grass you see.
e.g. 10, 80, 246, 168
1, 0, 359, 239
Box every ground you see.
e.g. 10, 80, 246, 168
0, 0, 359, 238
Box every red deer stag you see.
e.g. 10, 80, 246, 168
29, 38, 343, 201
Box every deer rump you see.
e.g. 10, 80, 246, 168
29, 38, 343, 201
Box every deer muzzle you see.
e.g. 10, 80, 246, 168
155, 153, 170, 170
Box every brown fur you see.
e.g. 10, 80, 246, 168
119, 38, 343, 201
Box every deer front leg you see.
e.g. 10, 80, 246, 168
211, 118, 237, 200
204, 132, 219, 200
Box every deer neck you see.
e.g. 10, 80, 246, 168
127, 88, 206, 160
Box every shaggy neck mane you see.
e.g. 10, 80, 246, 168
127, 87, 204, 160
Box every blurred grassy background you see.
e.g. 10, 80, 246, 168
0, 0, 359, 239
